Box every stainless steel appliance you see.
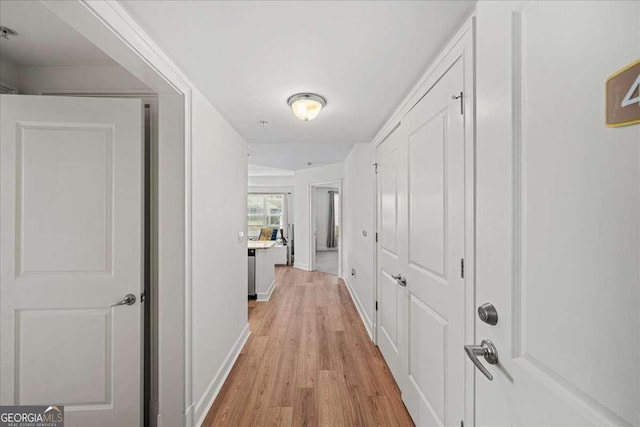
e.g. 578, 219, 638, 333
248, 248, 256, 299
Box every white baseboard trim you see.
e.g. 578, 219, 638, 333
185, 405, 194, 427
193, 323, 250, 426
257, 279, 276, 301
293, 262, 310, 271
342, 275, 373, 340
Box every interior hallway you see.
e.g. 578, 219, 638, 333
202, 266, 414, 426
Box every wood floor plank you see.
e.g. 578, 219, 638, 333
201, 266, 414, 427
318, 369, 351, 426
269, 320, 301, 407
315, 306, 335, 371
265, 407, 293, 427
295, 312, 318, 388
292, 387, 316, 427
202, 335, 269, 426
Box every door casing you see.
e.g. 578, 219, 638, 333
40, 2, 191, 425
309, 180, 343, 276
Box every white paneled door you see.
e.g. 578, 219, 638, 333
475, 1, 639, 426
402, 58, 466, 427
0, 95, 143, 426
376, 56, 467, 426
376, 123, 406, 387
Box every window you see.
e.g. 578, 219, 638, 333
247, 193, 284, 238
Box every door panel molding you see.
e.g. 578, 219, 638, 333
16, 122, 115, 277
16, 308, 113, 408
407, 293, 448, 426
407, 108, 449, 280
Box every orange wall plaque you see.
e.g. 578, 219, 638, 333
606, 59, 640, 128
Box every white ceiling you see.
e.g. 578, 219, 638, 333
0, 0, 116, 67
120, 0, 475, 171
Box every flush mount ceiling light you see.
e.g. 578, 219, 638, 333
287, 93, 327, 121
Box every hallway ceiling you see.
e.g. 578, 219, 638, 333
120, 0, 475, 171
0, 0, 116, 66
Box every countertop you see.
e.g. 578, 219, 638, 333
248, 240, 277, 249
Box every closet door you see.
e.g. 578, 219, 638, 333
375, 56, 468, 426
400, 58, 467, 427
375, 125, 407, 387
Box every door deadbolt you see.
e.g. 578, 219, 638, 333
478, 303, 498, 325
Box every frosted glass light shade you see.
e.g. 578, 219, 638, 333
287, 93, 326, 121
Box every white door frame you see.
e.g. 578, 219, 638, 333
40, 1, 195, 425
371, 15, 476, 425
309, 180, 343, 277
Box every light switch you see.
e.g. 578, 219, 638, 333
238, 231, 245, 243
362, 230, 367, 237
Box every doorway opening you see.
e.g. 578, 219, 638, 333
310, 181, 341, 276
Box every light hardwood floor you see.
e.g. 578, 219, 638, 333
202, 266, 414, 426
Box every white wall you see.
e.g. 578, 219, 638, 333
342, 143, 376, 337
315, 186, 338, 251
293, 163, 344, 270
190, 88, 248, 424
18, 65, 149, 94
248, 175, 294, 187
0, 56, 19, 89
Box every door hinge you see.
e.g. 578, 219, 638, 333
141, 292, 146, 303
373, 162, 378, 174
460, 421, 464, 427
375, 232, 378, 243
452, 91, 464, 115
460, 258, 465, 278
375, 301, 378, 311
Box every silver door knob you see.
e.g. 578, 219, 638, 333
110, 293, 136, 307
464, 339, 498, 381
391, 274, 407, 287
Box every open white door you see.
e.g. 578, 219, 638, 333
0, 95, 143, 426
474, 1, 639, 425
